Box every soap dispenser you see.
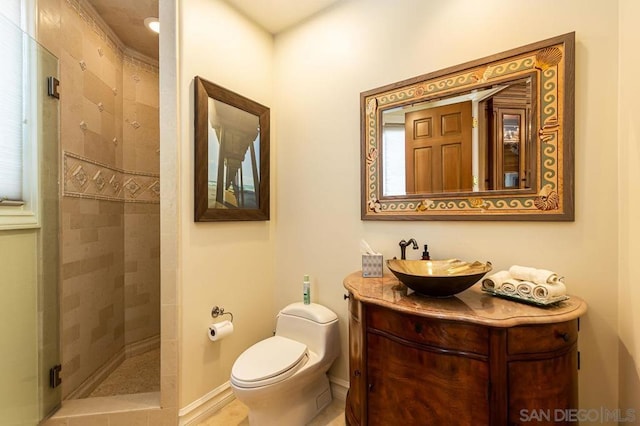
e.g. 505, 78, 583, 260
303, 274, 311, 304
421, 245, 431, 260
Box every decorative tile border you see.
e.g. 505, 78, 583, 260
124, 52, 159, 76
64, 152, 160, 204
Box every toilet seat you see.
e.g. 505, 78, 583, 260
231, 336, 309, 388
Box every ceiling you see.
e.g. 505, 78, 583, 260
84, 0, 340, 62
223, 0, 341, 34
85, 0, 159, 60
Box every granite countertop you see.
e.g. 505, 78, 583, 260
344, 271, 587, 327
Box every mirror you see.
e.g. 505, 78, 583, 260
361, 33, 574, 220
194, 76, 270, 221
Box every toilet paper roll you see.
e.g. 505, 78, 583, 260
208, 320, 234, 341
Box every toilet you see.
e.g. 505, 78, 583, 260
230, 302, 340, 425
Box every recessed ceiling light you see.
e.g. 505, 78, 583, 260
144, 17, 160, 34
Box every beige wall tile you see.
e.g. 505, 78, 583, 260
83, 71, 104, 108
82, 97, 102, 135
80, 228, 99, 243
101, 110, 116, 142
136, 71, 160, 109
37, 0, 62, 57
83, 130, 114, 166
42, 418, 68, 426
160, 374, 177, 409
55, 0, 160, 402
62, 253, 114, 279
108, 411, 149, 426
160, 305, 176, 341
161, 340, 177, 377
99, 56, 118, 91
59, 56, 85, 154
60, 5, 83, 60
62, 293, 81, 313
81, 30, 104, 76
68, 414, 109, 426
148, 408, 178, 425
122, 67, 137, 102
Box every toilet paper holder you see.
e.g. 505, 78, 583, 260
211, 305, 234, 322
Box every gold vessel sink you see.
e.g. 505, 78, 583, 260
386, 259, 492, 297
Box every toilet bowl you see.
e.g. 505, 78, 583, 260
230, 302, 340, 425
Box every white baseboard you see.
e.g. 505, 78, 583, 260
177, 376, 348, 425
178, 381, 235, 426
329, 375, 349, 402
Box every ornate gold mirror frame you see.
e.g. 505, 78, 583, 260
361, 33, 574, 221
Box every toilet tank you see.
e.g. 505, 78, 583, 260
275, 303, 339, 360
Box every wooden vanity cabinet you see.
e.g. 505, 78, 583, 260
366, 305, 491, 425
346, 294, 366, 425
506, 321, 579, 425
343, 273, 586, 426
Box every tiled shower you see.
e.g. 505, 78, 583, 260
42, 0, 160, 400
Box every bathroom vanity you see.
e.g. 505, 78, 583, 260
343, 272, 587, 426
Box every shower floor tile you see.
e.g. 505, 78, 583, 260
89, 348, 160, 397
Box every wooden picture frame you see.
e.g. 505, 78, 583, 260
194, 76, 270, 221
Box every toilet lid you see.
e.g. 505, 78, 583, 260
231, 336, 308, 387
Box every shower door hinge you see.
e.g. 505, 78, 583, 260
47, 76, 60, 99
49, 364, 62, 388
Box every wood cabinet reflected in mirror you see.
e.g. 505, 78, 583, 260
194, 76, 270, 221
362, 33, 574, 221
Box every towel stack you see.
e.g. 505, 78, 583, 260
481, 265, 566, 302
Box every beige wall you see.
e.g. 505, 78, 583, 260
177, 0, 276, 408
273, 0, 621, 415
0, 231, 39, 424
618, 0, 640, 414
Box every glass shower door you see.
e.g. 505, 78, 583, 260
37, 34, 61, 423
0, 11, 60, 425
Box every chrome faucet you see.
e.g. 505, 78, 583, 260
399, 238, 419, 260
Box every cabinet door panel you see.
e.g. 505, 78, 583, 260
367, 332, 490, 425
368, 305, 489, 355
508, 321, 577, 355
508, 350, 578, 425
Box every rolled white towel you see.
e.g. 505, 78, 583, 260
533, 282, 567, 300
481, 270, 513, 291
516, 281, 534, 298
500, 279, 518, 295
509, 265, 563, 285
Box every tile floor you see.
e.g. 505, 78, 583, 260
198, 397, 346, 426
88, 348, 161, 397
44, 350, 163, 424
51, 348, 344, 425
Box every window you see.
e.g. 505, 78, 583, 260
382, 124, 406, 196
0, 1, 39, 229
